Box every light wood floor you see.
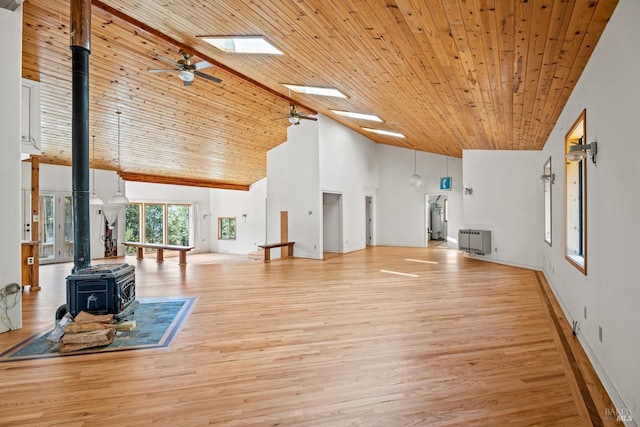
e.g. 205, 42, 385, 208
0, 247, 620, 426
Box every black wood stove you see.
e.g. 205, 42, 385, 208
66, 263, 138, 319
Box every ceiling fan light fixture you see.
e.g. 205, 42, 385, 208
288, 116, 300, 124
331, 110, 383, 122
200, 36, 283, 55
282, 84, 347, 98
178, 70, 195, 82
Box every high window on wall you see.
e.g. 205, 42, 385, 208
565, 110, 587, 274
543, 157, 553, 246
125, 203, 192, 253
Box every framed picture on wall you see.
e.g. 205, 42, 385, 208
440, 176, 452, 191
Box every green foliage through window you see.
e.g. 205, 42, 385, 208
168, 205, 190, 246
218, 217, 236, 240
125, 204, 141, 254
145, 204, 164, 244
125, 202, 192, 252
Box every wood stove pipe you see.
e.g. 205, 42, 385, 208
70, 0, 91, 272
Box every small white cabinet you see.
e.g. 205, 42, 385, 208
21, 78, 41, 158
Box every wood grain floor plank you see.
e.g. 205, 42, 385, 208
0, 247, 621, 426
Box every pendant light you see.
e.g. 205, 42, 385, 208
408, 149, 422, 187
108, 110, 130, 205
89, 135, 104, 206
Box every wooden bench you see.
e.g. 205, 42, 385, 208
257, 242, 295, 263
123, 242, 195, 266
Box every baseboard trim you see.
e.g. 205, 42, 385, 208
542, 271, 637, 427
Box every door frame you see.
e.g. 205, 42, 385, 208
38, 191, 74, 264
322, 191, 343, 254
425, 192, 450, 248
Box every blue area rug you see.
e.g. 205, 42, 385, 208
0, 297, 196, 362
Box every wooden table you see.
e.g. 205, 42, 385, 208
123, 242, 195, 266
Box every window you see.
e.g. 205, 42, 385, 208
125, 202, 193, 253
168, 204, 190, 246
218, 217, 236, 240
565, 110, 587, 274
125, 204, 141, 251
543, 157, 552, 246
145, 204, 164, 245
443, 199, 449, 222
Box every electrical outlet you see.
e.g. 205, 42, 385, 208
494, 247, 498, 252
599, 326, 603, 342
27, 257, 34, 265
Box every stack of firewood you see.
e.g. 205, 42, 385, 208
59, 311, 116, 353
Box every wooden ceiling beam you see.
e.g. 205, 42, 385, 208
119, 171, 250, 191
90, 0, 316, 116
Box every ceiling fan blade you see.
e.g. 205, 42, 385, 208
299, 116, 318, 121
149, 69, 179, 73
194, 61, 212, 71
156, 54, 181, 68
194, 71, 222, 83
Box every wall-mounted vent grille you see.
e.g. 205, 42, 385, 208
458, 229, 491, 255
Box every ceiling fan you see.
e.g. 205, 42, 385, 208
149, 51, 222, 86
277, 104, 318, 125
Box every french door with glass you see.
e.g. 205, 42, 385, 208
38, 192, 73, 264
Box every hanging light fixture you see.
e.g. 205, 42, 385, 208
408, 149, 422, 187
108, 110, 130, 205
89, 135, 104, 206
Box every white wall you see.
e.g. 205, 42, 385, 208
126, 181, 212, 253
319, 115, 379, 253
461, 150, 543, 270
266, 142, 288, 259
287, 119, 322, 259
377, 144, 463, 248
210, 178, 266, 254
0, 6, 22, 332
541, 0, 639, 419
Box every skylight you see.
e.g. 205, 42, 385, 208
199, 36, 283, 55
362, 128, 406, 138
331, 110, 382, 122
283, 84, 347, 98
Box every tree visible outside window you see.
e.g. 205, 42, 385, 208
168, 204, 190, 246
145, 204, 164, 244
218, 217, 236, 240
125, 202, 193, 252
125, 204, 141, 254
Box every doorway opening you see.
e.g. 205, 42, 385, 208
425, 194, 449, 248
323, 192, 343, 258
365, 196, 374, 247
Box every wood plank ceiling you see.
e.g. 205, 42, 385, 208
21, 0, 618, 189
